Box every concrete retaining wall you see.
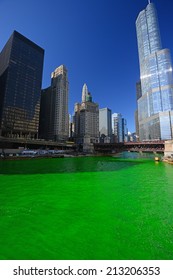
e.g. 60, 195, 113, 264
164, 140, 173, 157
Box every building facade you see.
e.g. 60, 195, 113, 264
0, 30, 44, 139
99, 107, 112, 143
39, 65, 69, 142
39, 86, 52, 140
135, 81, 142, 137
112, 113, 123, 142
122, 118, 128, 142
74, 84, 99, 152
135, 109, 139, 139
136, 2, 173, 140
112, 113, 128, 143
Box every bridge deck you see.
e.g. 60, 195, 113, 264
94, 141, 165, 153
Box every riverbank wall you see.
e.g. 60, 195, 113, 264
164, 140, 173, 157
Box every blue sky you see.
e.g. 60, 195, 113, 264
1, 0, 173, 132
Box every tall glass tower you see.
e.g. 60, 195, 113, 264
136, 1, 173, 140
0, 31, 44, 139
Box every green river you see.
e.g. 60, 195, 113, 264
0, 153, 173, 260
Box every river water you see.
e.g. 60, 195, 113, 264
0, 153, 173, 260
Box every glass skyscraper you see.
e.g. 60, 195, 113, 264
136, 2, 173, 140
99, 108, 112, 143
0, 31, 44, 139
112, 113, 128, 143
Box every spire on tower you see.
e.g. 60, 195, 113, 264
82, 83, 88, 102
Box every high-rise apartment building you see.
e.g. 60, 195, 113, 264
112, 113, 123, 143
74, 83, 99, 152
0, 30, 44, 139
136, 2, 173, 140
122, 118, 128, 142
99, 108, 112, 143
112, 113, 128, 143
39, 65, 69, 142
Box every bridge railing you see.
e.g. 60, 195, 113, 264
94, 142, 165, 153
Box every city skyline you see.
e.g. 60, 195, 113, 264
1, 0, 173, 132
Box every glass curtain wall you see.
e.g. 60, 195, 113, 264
136, 3, 173, 140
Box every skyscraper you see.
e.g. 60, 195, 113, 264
39, 65, 69, 142
136, 2, 173, 140
39, 86, 52, 140
74, 83, 99, 152
51, 65, 69, 141
99, 108, 112, 143
112, 113, 123, 143
122, 118, 128, 142
0, 30, 44, 139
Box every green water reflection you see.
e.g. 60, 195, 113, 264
0, 153, 173, 260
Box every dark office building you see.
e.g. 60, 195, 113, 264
0, 30, 44, 139
39, 86, 52, 140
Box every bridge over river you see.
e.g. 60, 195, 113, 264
0, 137, 76, 151
94, 141, 165, 154
1, 136, 172, 156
